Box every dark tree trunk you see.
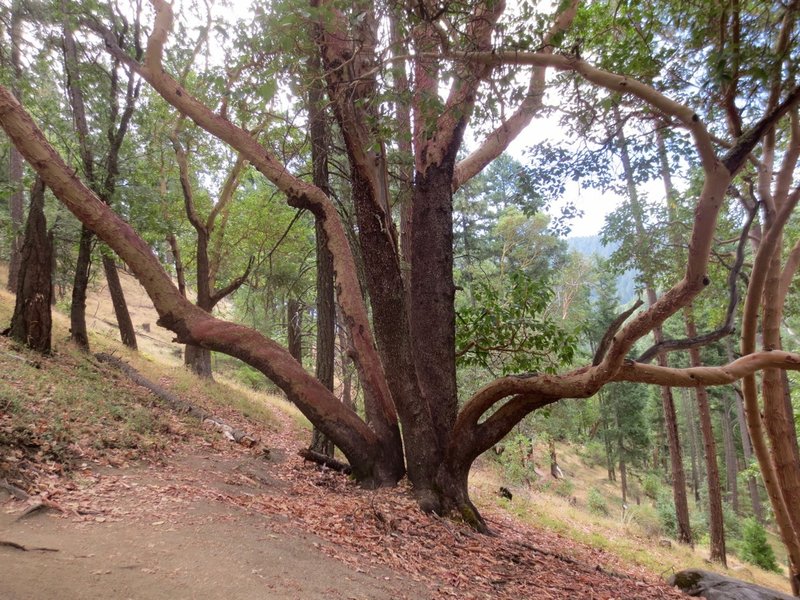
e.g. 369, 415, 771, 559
310, 225, 335, 458
721, 398, 740, 513
619, 444, 628, 505
8, 177, 52, 353
167, 233, 187, 298
101, 253, 137, 350
307, 49, 335, 458
184, 344, 212, 379
620, 118, 692, 546
686, 307, 726, 565
602, 397, 616, 482
287, 298, 303, 364
6, 1, 23, 292
70, 225, 93, 350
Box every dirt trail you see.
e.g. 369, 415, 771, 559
1, 439, 427, 600
1, 500, 416, 600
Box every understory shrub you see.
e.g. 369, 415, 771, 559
740, 518, 781, 573
587, 487, 608, 516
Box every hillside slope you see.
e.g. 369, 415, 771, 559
0, 265, 774, 598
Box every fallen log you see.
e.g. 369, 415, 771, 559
298, 448, 352, 474
95, 352, 259, 447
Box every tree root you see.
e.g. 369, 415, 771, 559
94, 352, 259, 446
298, 448, 352, 474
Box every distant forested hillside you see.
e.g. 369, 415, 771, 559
567, 235, 638, 305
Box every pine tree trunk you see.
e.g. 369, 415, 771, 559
70, 225, 93, 350
101, 253, 137, 350
310, 225, 335, 458
287, 298, 303, 365
683, 389, 702, 503
8, 177, 52, 353
721, 398, 739, 513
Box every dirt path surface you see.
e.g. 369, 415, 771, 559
1, 342, 688, 599
1, 503, 411, 600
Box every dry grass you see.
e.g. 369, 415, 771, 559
469, 444, 792, 594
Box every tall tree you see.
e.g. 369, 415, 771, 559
61, 3, 140, 350
3, 5, 800, 592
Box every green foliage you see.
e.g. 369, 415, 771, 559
587, 487, 609, 516
495, 434, 536, 484
656, 493, 678, 538
641, 473, 663, 500
740, 518, 781, 573
456, 271, 577, 375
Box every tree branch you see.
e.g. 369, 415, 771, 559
209, 256, 254, 309
593, 299, 643, 366
452, 0, 579, 192
636, 200, 757, 363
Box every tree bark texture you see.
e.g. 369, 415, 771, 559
69, 225, 93, 350
308, 45, 336, 457
8, 177, 53, 353
685, 307, 726, 566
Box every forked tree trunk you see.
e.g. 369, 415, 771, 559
102, 253, 137, 350
8, 177, 52, 353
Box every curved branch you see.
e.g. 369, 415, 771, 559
636, 200, 757, 363
209, 256, 254, 309
616, 351, 800, 387
593, 299, 643, 366
451, 0, 579, 192
447, 49, 717, 170
0, 83, 383, 481
139, 0, 398, 431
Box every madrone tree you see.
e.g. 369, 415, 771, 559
1, 0, 800, 591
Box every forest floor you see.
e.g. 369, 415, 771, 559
0, 265, 788, 599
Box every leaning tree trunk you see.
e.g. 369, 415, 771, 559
101, 252, 137, 350
7, 177, 53, 353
